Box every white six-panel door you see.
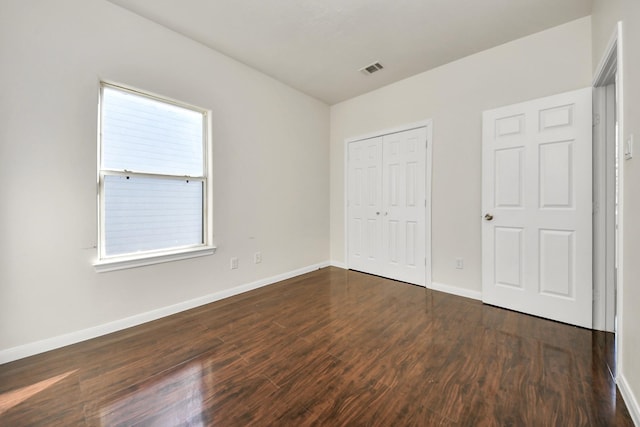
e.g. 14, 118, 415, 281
482, 88, 592, 328
381, 128, 427, 285
348, 127, 427, 286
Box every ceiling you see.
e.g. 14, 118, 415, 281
106, 0, 593, 105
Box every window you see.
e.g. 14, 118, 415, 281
95, 82, 214, 271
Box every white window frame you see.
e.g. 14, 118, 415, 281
94, 82, 215, 272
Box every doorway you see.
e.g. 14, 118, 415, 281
593, 83, 617, 333
593, 22, 623, 378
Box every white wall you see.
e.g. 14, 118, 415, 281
330, 18, 592, 295
592, 1, 640, 422
0, 0, 329, 358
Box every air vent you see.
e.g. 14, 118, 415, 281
359, 62, 384, 75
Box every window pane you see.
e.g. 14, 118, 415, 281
102, 87, 204, 176
104, 175, 203, 256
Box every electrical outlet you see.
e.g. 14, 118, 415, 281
254, 252, 262, 264
455, 258, 464, 269
230, 257, 239, 269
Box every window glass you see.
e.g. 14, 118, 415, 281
102, 87, 203, 176
103, 175, 203, 256
98, 83, 208, 261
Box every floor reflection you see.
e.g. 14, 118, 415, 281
100, 363, 205, 426
0, 370, 77, 415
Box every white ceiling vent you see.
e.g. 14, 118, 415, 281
359, 62, 384, 75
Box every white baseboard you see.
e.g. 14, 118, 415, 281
325, 267, 482, 302
0, 261, 330, 365
330, 260, 347, 269
618, 373, 640, 426
429, 281, 482, 301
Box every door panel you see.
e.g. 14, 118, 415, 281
482, 88, 592, 328
539, 140, 573, 208
348, 137, 383, 274
495, 147, 524, 207
494, 226, 523, 289
539, 229, 574, 297
382, 128, 427, 285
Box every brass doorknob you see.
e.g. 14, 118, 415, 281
484, 213, 494, 221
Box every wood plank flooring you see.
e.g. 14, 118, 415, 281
0, 267, 634, 426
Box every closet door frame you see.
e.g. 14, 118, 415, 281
344, 119, 433, 287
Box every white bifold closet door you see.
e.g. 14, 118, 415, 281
348, 126, 427, 286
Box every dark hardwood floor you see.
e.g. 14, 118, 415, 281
0, 267, 634, 426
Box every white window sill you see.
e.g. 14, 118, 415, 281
94, 246, 216, 273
